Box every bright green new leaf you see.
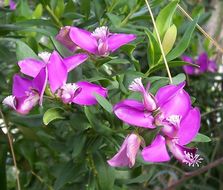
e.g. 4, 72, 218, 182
167, 17, 198, 61
162, 24, 177, 55
32, 4, 43, 19
43, 107, 65, 125
155, 0, 179, 39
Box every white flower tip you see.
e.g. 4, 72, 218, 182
128, 77, 144, 92
38, 52, 51, 63
166, 115, 182, 126
183, 151, 203, 167
2, 95, 16, 110
92, 26, 109, 39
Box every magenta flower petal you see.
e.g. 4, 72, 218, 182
142, 135, 170, 162
15, 95, 39, 115
208, 60, 217, 72
114, 100, 155, 128
156, 82, 185, 108
107, 134, 141, 168
167, 140, 202, 167
56, 26, 77, 51
72, 81, 107, 105
108, 34, 136, 52
12, 74, 33, 97
9, 0, 16, 10
177, 107, 201, 145
183, 65, 196, 75
197, 52, 208, 73
63, 53, 88, 72
160, 88, 191, 118
69, 27, 98, 54
32, 68, 48, 106
182, 55, 193, 63
18, 58, 46, 78
47, 51, 67, 93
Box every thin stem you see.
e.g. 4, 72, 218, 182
165, 157, 223, 190
31, 171, 53, 190
0, 109, 21, 190
177, 4, 223, 54
144, 0, 173, 84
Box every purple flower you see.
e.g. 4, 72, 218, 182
56, 26, 136, 56
114, 78, 202, 166
208, 60, 217, 73
57, 81, 108, 106
9, 0, 16, 10
18, 51, 107, 106
107, 133, 141, 168
3, 69, 47, 114
18, 51, 88, 93
182, 52, 217, 75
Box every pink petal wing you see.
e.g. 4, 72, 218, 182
177, 107, 201, 145
142, 135, 170, 162
108, 34, 136, 52
114, 99, 155, 128
73, 81, 107, 105
47, 51, 67, 93
18, 58, 45, 78
69, 27, 98, 54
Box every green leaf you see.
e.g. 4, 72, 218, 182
50, 37, 73, 57
145, 29, 161, 66
80, 0, 91, 19
121, 44, 140, 71
9, 113, 43, 128
106, 13, 122, 27
17, 139, 36, 168
94, 153, 115, 190
94, 93, 113, 113
167, 17, 198, 61
84, 107, 113, 135
54, 161, 86, 190
147, 61, 194, 76
0, 131, 7, 190
172, 73, 186, 85
43, 107, 65, 125
192, 133, 211, 143
18, 0, 32, 18
71, 133, 86, 158
162, 24, 177, 55
155, 0, 179, 39
16, 40, 39, 60
55, 0, 65, 18
32, 4, 43, 19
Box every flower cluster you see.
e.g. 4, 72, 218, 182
56, 26, 136, 57
108, 78, 202, 168
3, 25, 202, 168
3, 26, 136, 114
182, 52, 217, 75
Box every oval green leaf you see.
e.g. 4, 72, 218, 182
43, 107, 65, 125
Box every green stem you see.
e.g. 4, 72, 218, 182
120, 4, 140, 27
45, 5, 63, 28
